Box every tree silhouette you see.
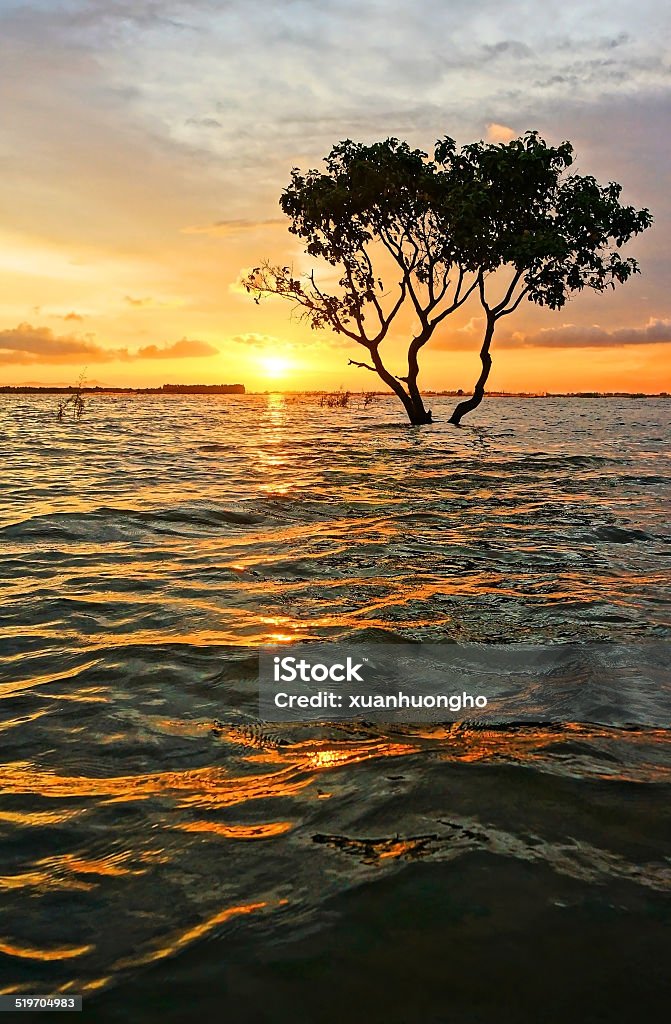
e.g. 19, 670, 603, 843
244, 134, 652, 425
435, 133, 653, 424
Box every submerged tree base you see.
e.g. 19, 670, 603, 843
405, 403, 433, 425
449, 393, 486, 426
448, 400, 478, 426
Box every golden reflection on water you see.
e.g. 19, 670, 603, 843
255, 394, 294, 494
0, 664, 104, 701
0, 761, 317, 812
425, 722, 671, 783
0, 848, 166, 896
0, 739, 420, 819
173, 820, 293, 839
376, 839, 426, 861
0, 939, 93, 962
0, 870, 93, 894
33, 853, 143, 878
0, 710, 51, 733
301, 741, 419, 771
0, 808, 78, 827
113, 900, 275, 969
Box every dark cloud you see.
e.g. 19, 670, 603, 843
432, 316, 671, 351
502, 318, 671, 348
0, 324, 103, 361
483, 41, 533, 59
185, 117, 222, 128
0, 324, 218, 364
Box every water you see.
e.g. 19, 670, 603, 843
1, 394, 669, 1021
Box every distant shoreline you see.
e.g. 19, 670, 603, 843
0, 386, 667, 398
0, 384, 245, 396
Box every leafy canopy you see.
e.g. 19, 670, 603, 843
244, 132, 652, 347
434, 131, 652, 312
245, 137, 482, 347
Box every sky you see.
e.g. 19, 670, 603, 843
1, 0, 669, 393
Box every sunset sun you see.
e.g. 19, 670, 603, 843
261, 354, 291, 378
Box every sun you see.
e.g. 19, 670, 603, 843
260, 354, 291, 378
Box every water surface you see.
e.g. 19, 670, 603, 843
0, 394, 669, 1020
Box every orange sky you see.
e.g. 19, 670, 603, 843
0, 1, 669, 393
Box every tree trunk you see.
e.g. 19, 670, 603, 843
449, 315, 496, 426
406, 336, 433, 424
370, 345, 433, 425
407, 393, 433, 424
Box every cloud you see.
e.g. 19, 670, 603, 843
501, 318, 671, 348
485, 122, 516, 143
135, 338, 218, 358
483, 41, 533, 60
229, 330, 342, 352
229, 266, 260, 296
0, 323, 218, 365
433, 317, 488, 350
231, 332, 281, 348
432, 315, 671, 351
124, 295, 186, 309
0, 324, 104, 363
183, 218, 285, 238
184, 117, 223, 129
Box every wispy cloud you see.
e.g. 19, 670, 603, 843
231, 332, 282, 348
124, 296, 186, 309
184, 117, 222, 129
183, 219, 286, 238
50, 311, 85, 322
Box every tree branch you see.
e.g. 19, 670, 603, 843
340, 264, 371, 343
348, 358, 377, 372
429, 271, 479, 328
370, 278, 407, 344
496, 283, 530, 317
478, 270, 490, 314
492, 268, 524, 315
360, 246, 386, 329
307, 269, 366, 343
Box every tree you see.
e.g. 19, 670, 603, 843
243, 134, 652, 425
243, 139, 481, 424
433, 133, 653, 425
